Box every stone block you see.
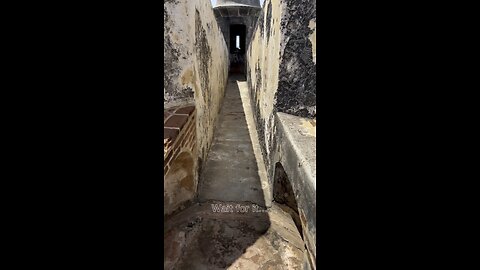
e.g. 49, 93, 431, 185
164, 128, 179, 140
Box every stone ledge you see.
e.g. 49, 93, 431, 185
273, 112, 316, 269
276, 112, 316, 189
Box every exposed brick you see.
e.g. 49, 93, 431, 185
172, 146, 181, 159
164, 146, 177, 167
164, 112, 171, 121
175, 105, 195, 115
188, 140, 195, 149
174, 131, 186, 149
164, 128, 179, 141
187, 129, 194, 138
183, 140, 191, 151
185, 115, 193, 126
185, 121, 194, 133
185, 133, 192, 143
165, 115, 189, 129
180, 137, 187, 148
181, 123, 190, 136
186, 124, 194, 136
186, 137, 194, 149
164, 139, 173, 154
183, 127, 191, 139
164, 155, 171, 168
167, 107, 177, 114
184, 142, 191, 152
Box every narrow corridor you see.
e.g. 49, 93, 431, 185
164, 76, 306, 270
198, 74, 270, 206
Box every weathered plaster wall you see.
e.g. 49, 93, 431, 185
246, 0, 316, 267
246, 0, 316, 179
164, 0, 229, 175
164, 0, 195, 106
246, 0, 281, 176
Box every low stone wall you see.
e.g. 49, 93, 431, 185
273, 113, 316, 269
164, 105, 197, 217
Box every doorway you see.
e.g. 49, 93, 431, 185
229, 24, 246, 74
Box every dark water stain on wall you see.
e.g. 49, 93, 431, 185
195, 10, 212, 103
194, 9, 214, 161
276, 0, 316, 118
265, 1, 272, 42
246, 0, 316, 189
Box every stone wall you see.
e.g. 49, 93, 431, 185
164, 0, 229, 189
246, 0, 317, 268
246, 0, 316, 182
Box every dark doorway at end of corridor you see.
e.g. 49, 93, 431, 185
229, 24, 246, 74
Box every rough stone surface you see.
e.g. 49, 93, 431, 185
276, 0, 316, 118
164, 0, 195, 105
243, 1, 316, 267
164, 202, 305, 270
246, 0, 316, 176
245, 0, 316, 225
272, 112, 317, 268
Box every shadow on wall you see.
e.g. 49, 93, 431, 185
273, 162, 302, 237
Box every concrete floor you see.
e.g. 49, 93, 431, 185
198, 74, 271, 207
164, 75, 305, 269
